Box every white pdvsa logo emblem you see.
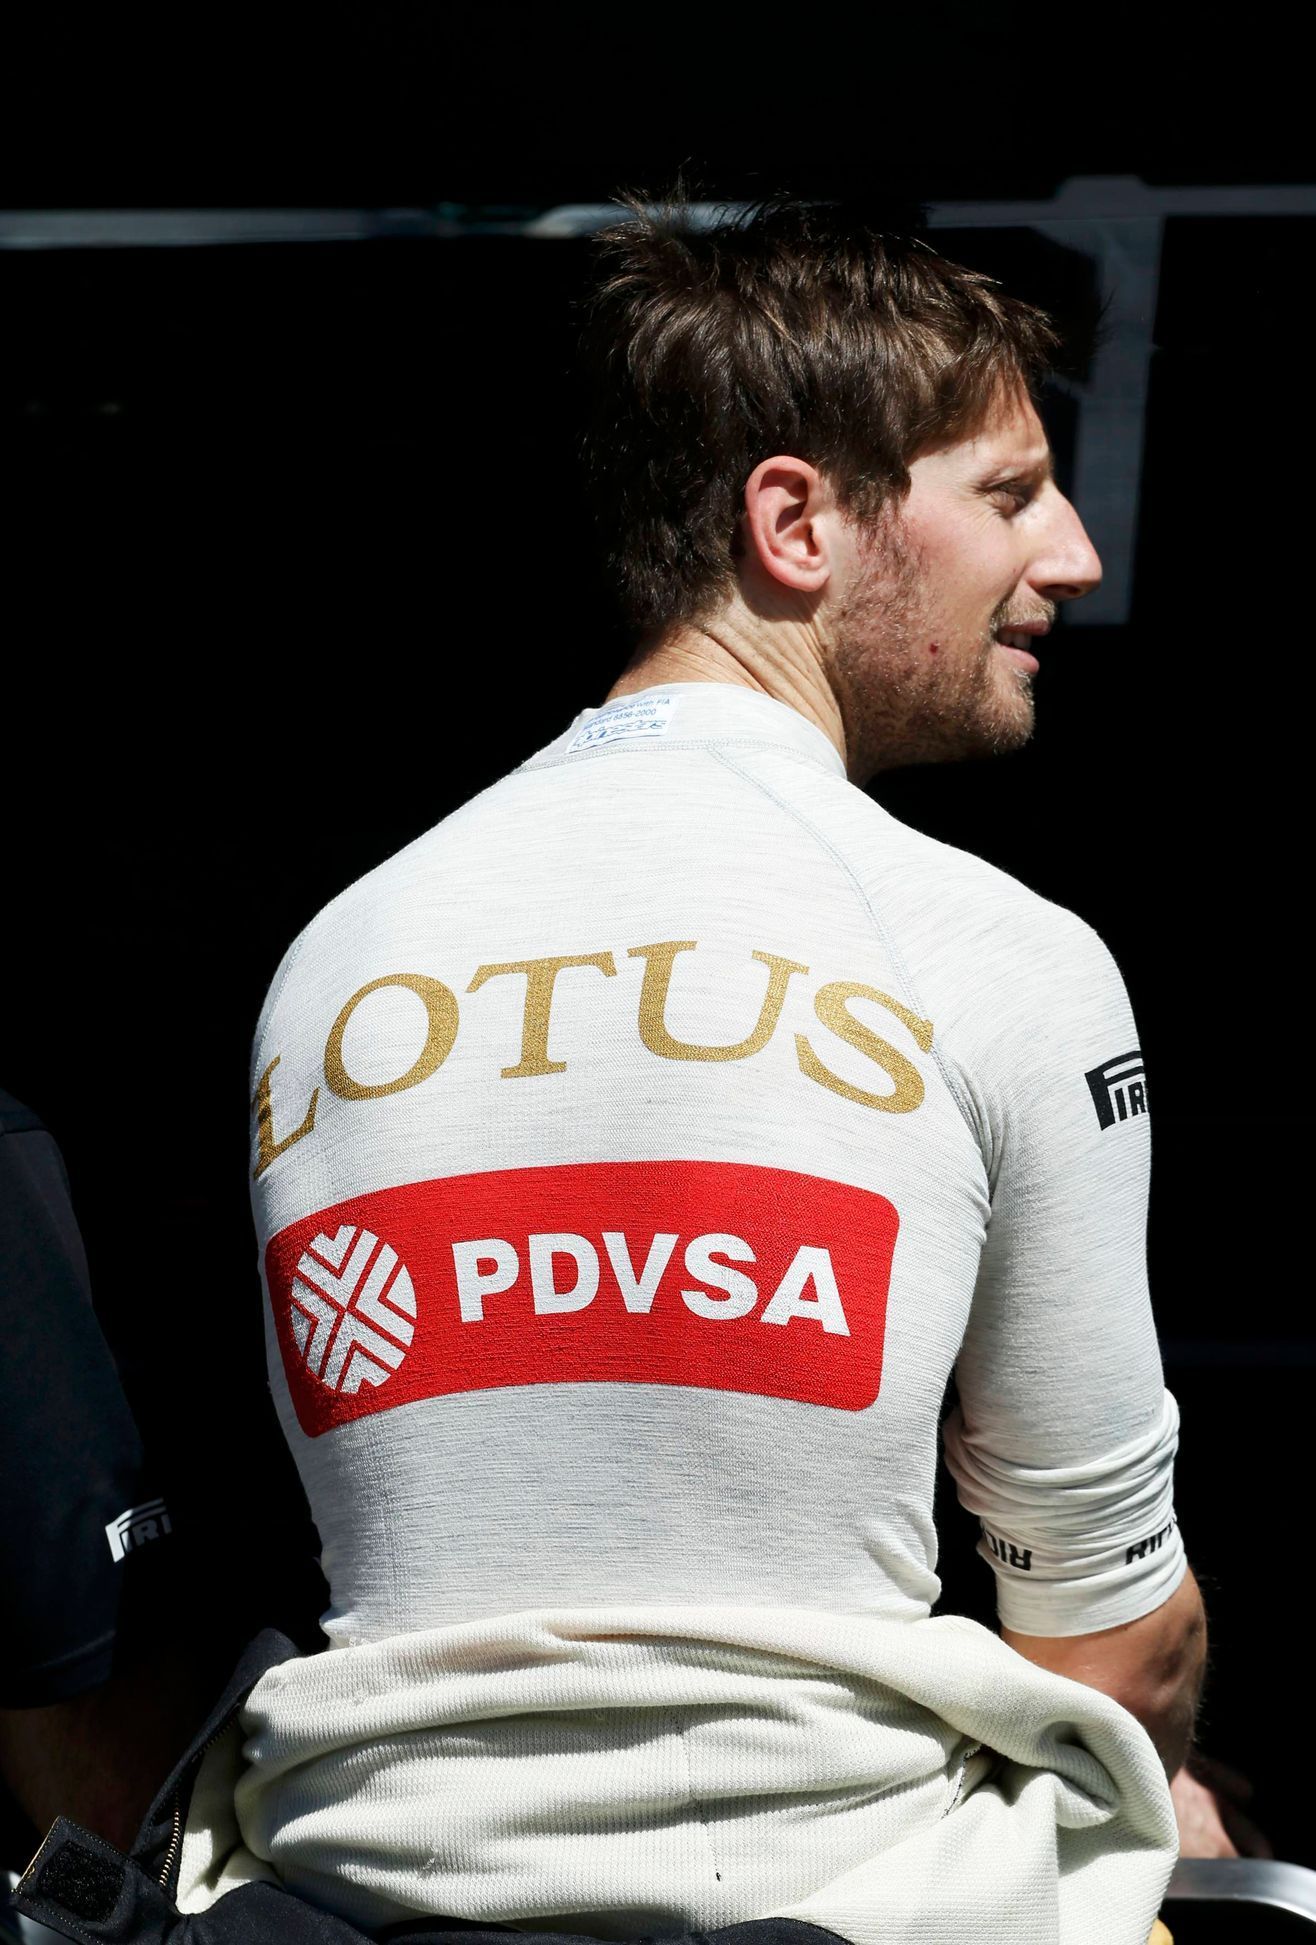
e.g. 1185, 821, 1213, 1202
290, 1225, 416, 1395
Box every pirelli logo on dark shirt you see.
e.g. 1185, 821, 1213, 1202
1084, 1051, 1148, 1131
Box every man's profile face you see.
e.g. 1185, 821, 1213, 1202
830, 379, 1102, 778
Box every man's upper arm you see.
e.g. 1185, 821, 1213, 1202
940, 906, 1188, 1639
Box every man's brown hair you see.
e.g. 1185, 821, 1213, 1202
577, 188, 1066, 642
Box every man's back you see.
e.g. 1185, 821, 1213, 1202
227, 683, 1182, 1939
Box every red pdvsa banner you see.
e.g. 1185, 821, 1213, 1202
266, 1160, 899, 1435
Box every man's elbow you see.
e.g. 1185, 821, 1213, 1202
1003, 1564, 1208, 1778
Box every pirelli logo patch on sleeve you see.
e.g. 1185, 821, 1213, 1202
266, 1160, 899, 1434
1084, 1050, 1148, 1130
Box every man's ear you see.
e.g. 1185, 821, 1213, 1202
741, 457, 835, 594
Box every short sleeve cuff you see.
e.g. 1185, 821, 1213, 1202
992, 1526, 1188, 1637
943, 1387, 1186, 1639
0, 1629, 118, 1708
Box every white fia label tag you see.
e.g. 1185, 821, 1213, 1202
566, 695, 676, 752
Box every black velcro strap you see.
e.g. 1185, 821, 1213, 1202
37, 1835, 125, 1921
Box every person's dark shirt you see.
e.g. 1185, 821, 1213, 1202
0, 1089, 162, 1705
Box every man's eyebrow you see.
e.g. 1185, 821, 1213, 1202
986, 447, 1056, 482
971, 446, 1057, 493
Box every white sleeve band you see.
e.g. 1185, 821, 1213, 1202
941, 1386, 1186, 1636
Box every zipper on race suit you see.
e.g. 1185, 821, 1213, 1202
158, 1719, 233, 1892
943, 1739, 987, 1816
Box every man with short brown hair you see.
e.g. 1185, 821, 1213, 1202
26, 193, 1214, 1945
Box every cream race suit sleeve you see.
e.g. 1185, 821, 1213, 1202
935, 892, 1184, 1636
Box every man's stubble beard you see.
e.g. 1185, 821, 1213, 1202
828, 514, 1036, 780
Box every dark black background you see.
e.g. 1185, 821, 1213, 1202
1, 8, 1309, 1870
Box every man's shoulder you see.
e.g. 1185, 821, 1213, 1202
250, 765, 536, 1056
802, 777, 1106, 961
790, 785, 1129, 1081
0, 1089, 44, 1139
868, 814, 1130, 1064
905, 823, 1103, 953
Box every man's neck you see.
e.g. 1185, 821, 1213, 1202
603, 621, 848, 771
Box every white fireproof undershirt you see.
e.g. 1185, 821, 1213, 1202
227, 683, 1184, 1940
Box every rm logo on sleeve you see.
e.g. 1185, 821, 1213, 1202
1084, 1050, 1148, 1130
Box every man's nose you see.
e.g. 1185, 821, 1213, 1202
1037, 496, 1103, 604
